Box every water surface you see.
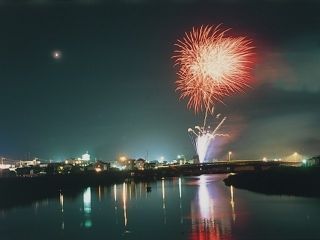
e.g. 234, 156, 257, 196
1, 174, 320, 240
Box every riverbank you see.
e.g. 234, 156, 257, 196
224, 166, 320, 198
0, 169, 198, 210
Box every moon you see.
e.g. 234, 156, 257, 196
52, 50, 62, 60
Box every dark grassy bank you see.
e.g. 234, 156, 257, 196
224, 167, 320, 198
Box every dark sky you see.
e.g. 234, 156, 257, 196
0, 0, 319, 161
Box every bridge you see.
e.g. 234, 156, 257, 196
157, 160, 301, 175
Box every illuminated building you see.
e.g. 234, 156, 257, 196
82, 151, 90, 161
144, 161, 157, 169
135, 158, 146, 170
126, 159, 135, 170
177, 155, 186, 165
117, 156, 136, 170
18, 158, 41, 167
87, 161, 110, 172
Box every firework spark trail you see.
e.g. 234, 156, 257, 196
188, 115, 227, 163
174, 25, 254, 113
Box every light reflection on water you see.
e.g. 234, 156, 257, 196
82, 187, 92, 228
123, 182, 128, 227
190, 175, 232, 240
162, 179, 166, 224
1, 174, 320, 240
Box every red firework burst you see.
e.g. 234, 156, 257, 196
173, 25, 255, 112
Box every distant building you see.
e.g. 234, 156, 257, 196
135, 158, 146, 170
125, 159, 136, 170
82, 151, 90, 161
177, 155, 186, 165
17, 158, 41, 167
144, 161, 157, 169
0, 164, 12, 169
15, 166, 43, 176
87, 161, 110, 172
16, 167, 32, 176
116, 156, 136, 170
192, 155, 200, 164
65, 158, 89, 166
185, 159, 195, 164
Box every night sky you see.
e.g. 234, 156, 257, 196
0, 0, 319, 161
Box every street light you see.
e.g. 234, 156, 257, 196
228, 151, 232, 161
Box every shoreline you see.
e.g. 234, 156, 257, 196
224, 166, 320, 198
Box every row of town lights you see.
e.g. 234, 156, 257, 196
119, 151, 301, 163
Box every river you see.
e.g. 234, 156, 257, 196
0, 174, 320, 239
